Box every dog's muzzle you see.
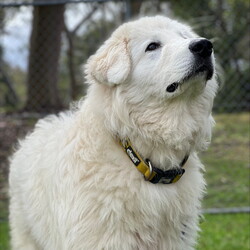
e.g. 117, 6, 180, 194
166, 39, 214, 93
189, 39, 213, 58
188, 39, 214, 80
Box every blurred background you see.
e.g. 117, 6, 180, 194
0, 0, 249, 249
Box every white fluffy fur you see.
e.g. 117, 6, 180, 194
9, 16, 218, 250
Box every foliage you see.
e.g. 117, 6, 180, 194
0, 0, 249, 112
0, 66, 26, 113
165, 0, 250, 112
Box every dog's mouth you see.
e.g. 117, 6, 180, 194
166, 61, 214, 93
184, 63, 214, 82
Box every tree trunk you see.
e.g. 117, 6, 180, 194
131, 0, 143, 16
63, 6, 98, 100
25, 3, 65, 113
0, 64, 19, 106
66, 34, 78, 100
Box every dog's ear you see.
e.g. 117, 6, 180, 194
85, 38, 131, 86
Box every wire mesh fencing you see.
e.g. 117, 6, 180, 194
0, 0, 249, 249
0, 0, 249, 114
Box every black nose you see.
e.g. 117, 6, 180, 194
189, 39, 213, 58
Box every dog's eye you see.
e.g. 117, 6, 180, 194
145, 42, 161, 52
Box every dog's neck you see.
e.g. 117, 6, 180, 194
109, 106, 204, 171
119, 134, 189, 172
87, 83, 213, 171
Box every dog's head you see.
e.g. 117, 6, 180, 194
85, 16, 217, 102
85, 16, 218, 151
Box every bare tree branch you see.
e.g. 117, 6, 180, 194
72, 5, 98, 35
63, 5, 98, 100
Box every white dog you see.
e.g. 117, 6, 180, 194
9, 16, 218, 250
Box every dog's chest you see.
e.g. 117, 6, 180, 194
117, 185, 190, 248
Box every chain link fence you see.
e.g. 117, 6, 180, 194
0, 0, 249, 114
0, 0, 249, 249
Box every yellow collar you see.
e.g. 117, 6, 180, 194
119, 138, 189, 184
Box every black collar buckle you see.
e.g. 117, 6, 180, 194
150, 167, 186, 184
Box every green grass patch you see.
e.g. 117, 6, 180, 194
201, 112, 249, 208
198, 213, 250, 250
0, 221, 9, 250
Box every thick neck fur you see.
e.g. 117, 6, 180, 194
84, 80, 216, 171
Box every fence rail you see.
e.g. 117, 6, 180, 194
202, 207, 250, 215
0, 0, 116, 7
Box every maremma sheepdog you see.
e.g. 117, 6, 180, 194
9, 16, 218, 250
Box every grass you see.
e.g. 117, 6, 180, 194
201, 113, 249, 208
198, 112, 250, 250
0, 113, 249, 249
198, 213, 250, 250
0, 221, 9, 250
